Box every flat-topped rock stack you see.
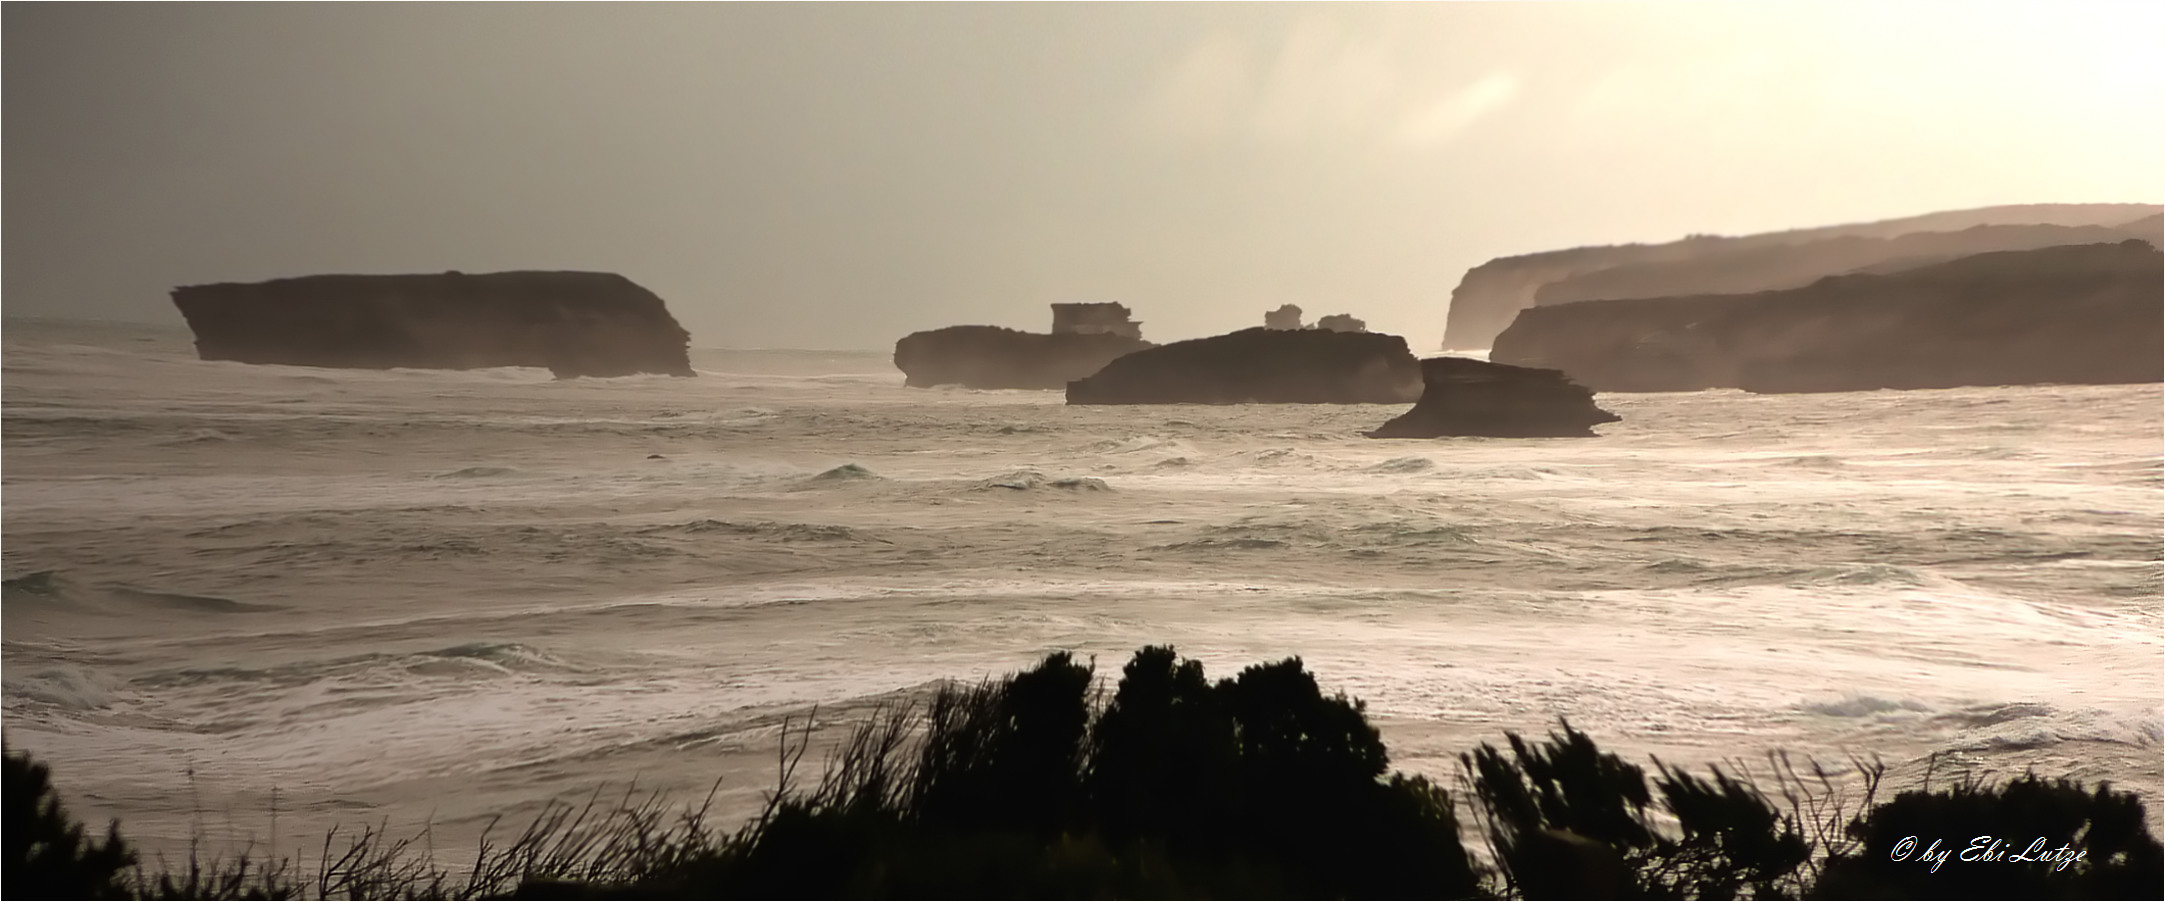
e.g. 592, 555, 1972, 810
170, 270, 695, 379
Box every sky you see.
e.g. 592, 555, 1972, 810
5, 2, 2161, 350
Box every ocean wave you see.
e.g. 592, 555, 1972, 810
1152, 537, 1286, 551
2, 570, 64, 598
2, 571, 283, 615
1794, 563, 1929, 587
1630, 558, 1929, 589
639, 519, 872, 543
1935, 703, 2161, 752
1799, 694, 1931, 718
3, 665, 124, 711
139, 641, 578, 691
974, 470, 1112, 492
160, 428, 243, 445
1367, 457, 1435, 474
435, 466, 525, 479
1090, 436, 1195, 457
811, 463, 880, 481
1346, 522, 1475, 546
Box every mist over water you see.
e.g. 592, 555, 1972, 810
3, 317, 2160, 860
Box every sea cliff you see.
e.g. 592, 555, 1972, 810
1441, 203, 2160, 349
1489, 240, 2163, 393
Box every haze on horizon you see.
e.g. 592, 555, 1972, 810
5, 2, 2160, 351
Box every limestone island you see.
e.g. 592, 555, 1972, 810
1066, 327, 1422, 405
170, 271, 695, 379
893, 303, 1152, 389
1365, 357, 1620, 438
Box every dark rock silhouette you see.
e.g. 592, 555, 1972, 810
170, 271, 695, 379
1066, 328, 1422, 405
1531, 217, 2164, 307
1049, 302, 1144, 340
1365, 357, 1619, 438
1314, 313, 1368, 333
895, 304, 1152, 389
1442, 203, 2162, 349
1491, 240, 2163, 393
1261, 305, 1366, 332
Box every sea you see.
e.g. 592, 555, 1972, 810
4, 316, 2160, 863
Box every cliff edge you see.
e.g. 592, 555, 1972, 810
1442, 203, 2161, 350
1490, 240, 2163, 393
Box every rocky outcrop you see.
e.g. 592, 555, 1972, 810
893, 326, 1152, 389
1490, 240, 2163, 393
894, 303, 1152, 389
1262, 305, 1367, 332
1365, 357, 1619, 438
1314, 314, 1368, 333
1442, 203, 2162, 349
170, 271, 694, 378
1051, 302, 1144, 340
1066, 328, 1422, 405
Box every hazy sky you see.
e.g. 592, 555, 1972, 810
6, 2, 2161, 349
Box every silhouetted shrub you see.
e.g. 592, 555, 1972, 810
4, 744, 138, 900
915, 650, 1095, 837
1650, 759, 1812, 899
1466, 722, 1826, 899
1813, 768, 2164, 899
688, 648, 1481, 898
1465, 721, 1658, 897
1086, 646, 1239, 850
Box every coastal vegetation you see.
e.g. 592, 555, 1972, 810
7, 648, 2157, 899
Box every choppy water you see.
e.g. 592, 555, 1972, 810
4, 317, 2160, 859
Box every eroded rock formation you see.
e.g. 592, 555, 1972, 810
895, 303, 1151, 389
170, 271, 694, 378
1365, 357, 1618, 438
1315, 314, 1368, 333
1051, 302, 1144, 340
1066, 328, 1422, 404
1442, 203, 2162, 349
1263, 305, 1367, 332
1490, 240, 2163, 393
